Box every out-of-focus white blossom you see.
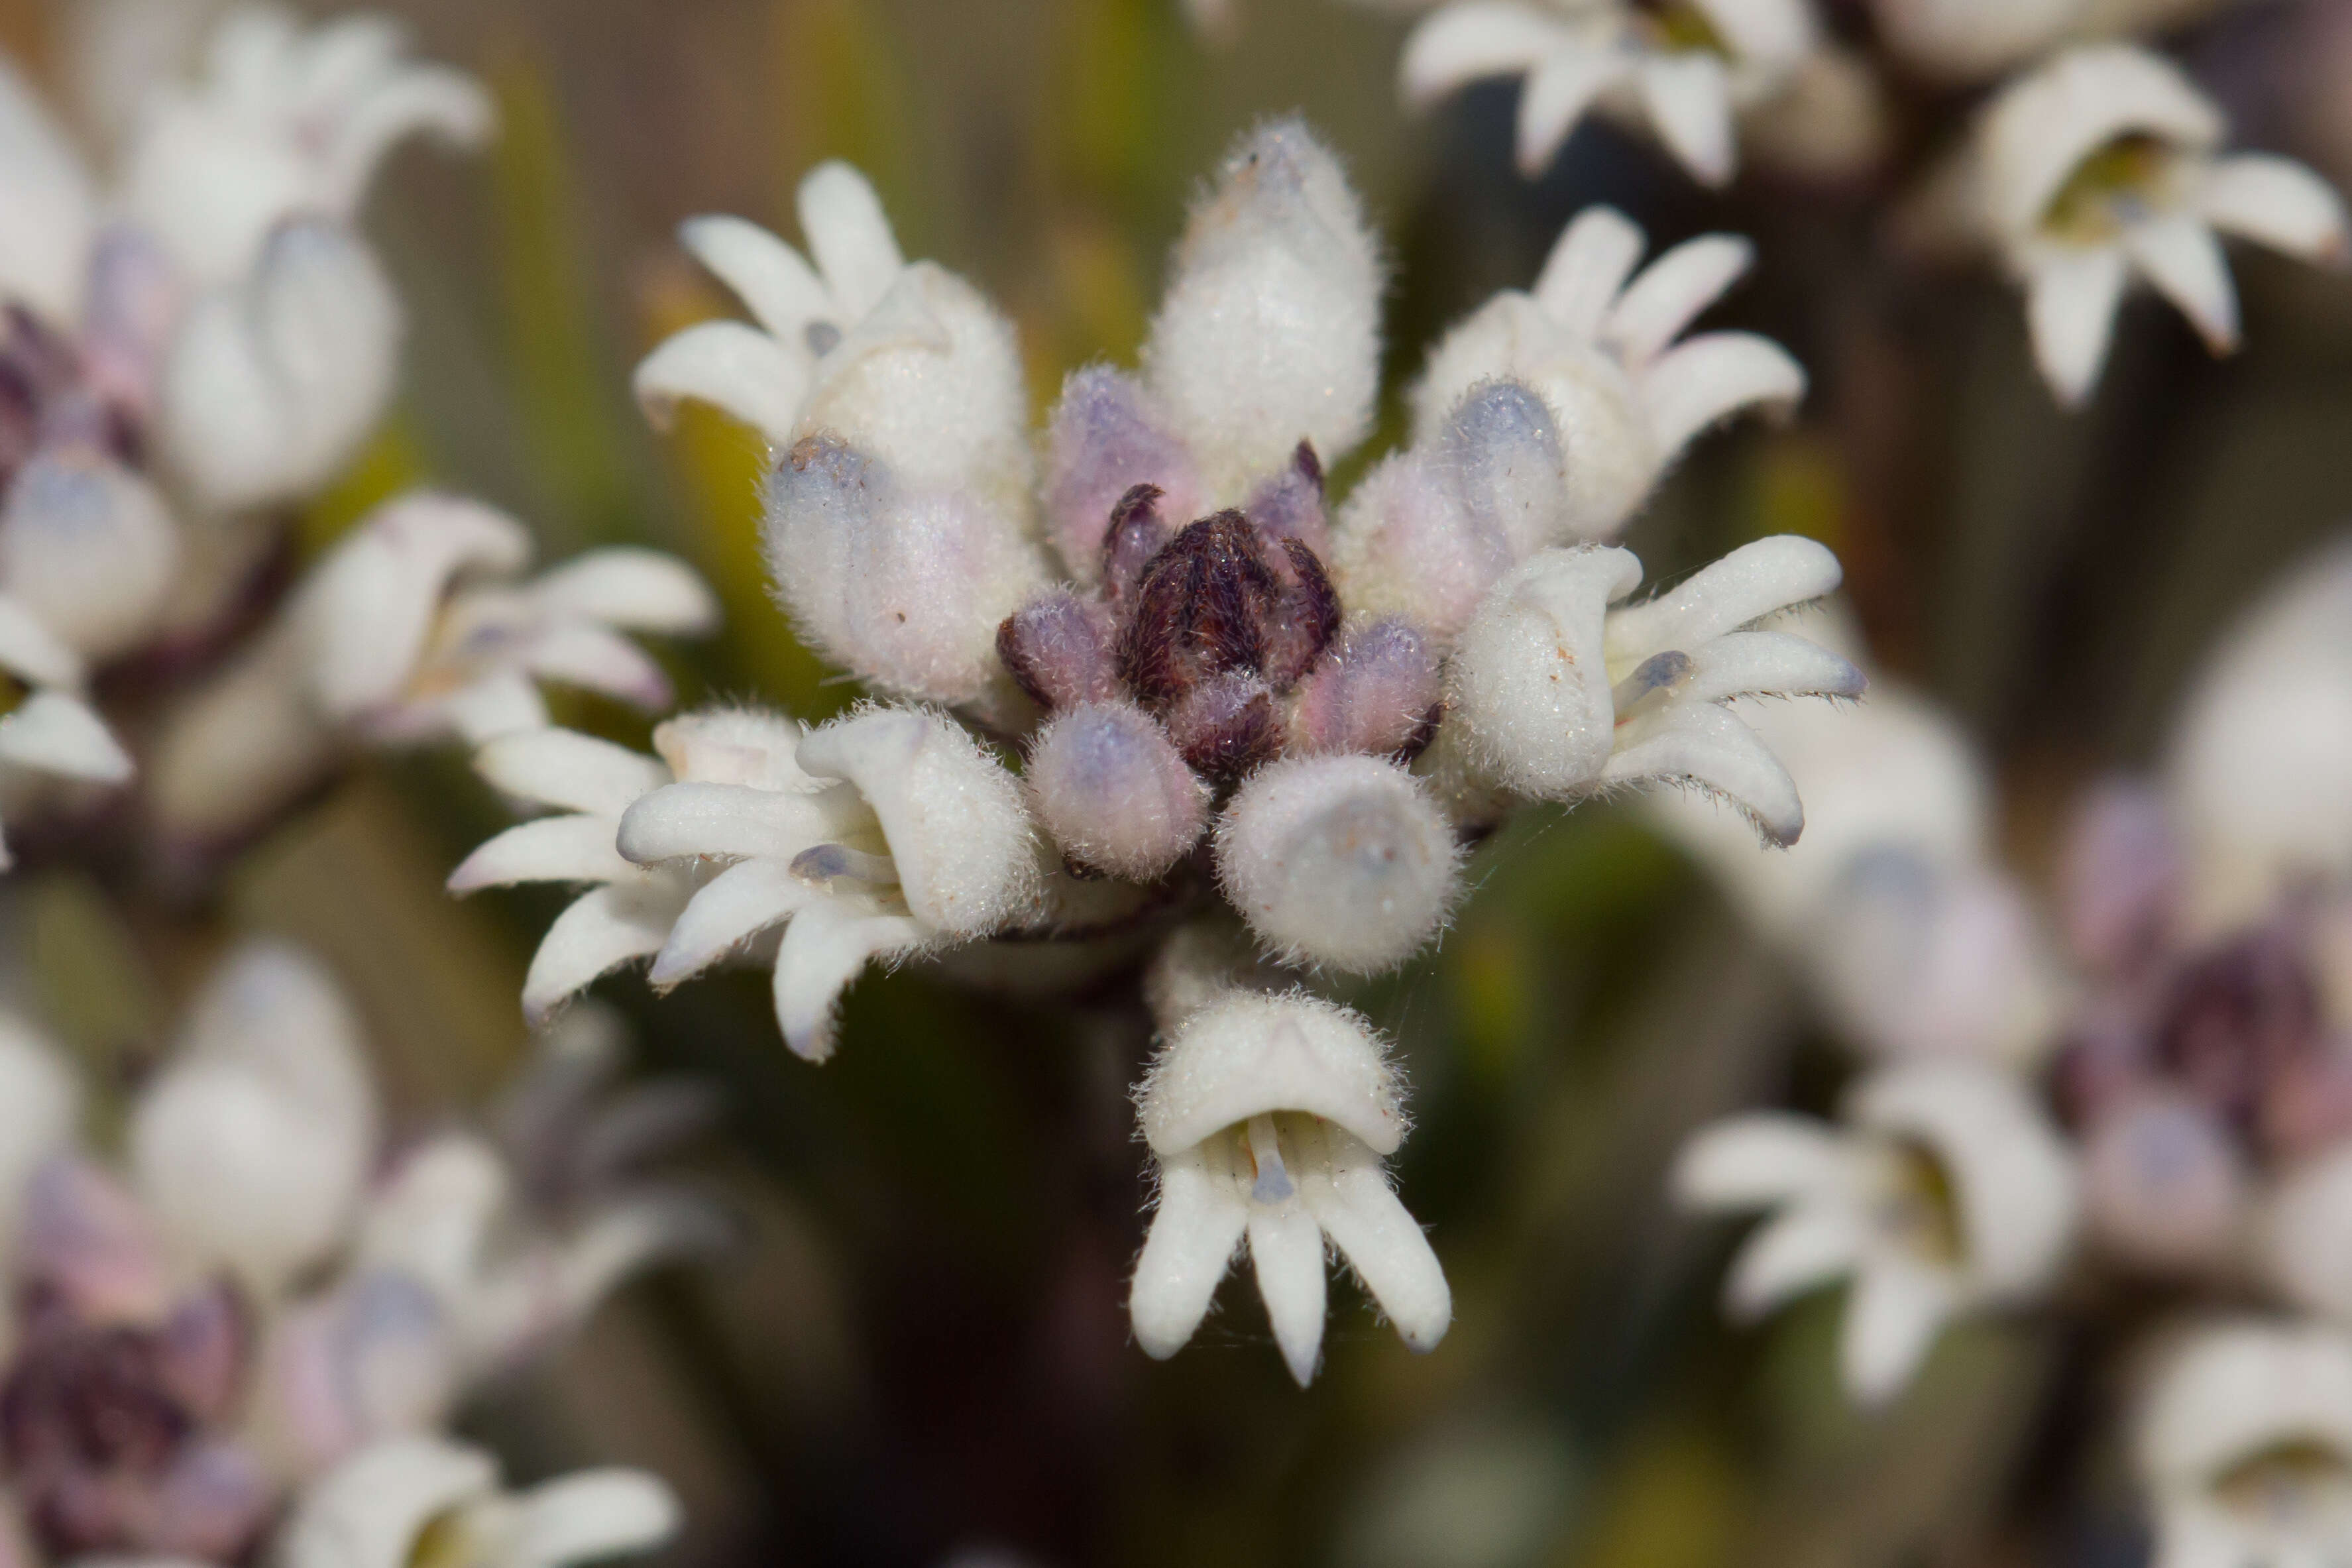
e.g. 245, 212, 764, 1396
1400, 0, 1820, 183
0, 446, 180, 660
1871, 0, 2246, 82
2168, 536, 2352, 934
1213, 753, 1460, 973
1976, 44, 2347, 406
129, 941, 376, 1296
0, 588, 135, 867
276, 1435, 677, 1568
2136, 1321, 2352, 1568
117, 5, 493, 289
1411, 207, 1805, 540
1131, 989, 1448, 1386
1676, 1060, 2078, 1404
298, 491, 716, 746
618, 704, 1041, 1060
1448, 535, 1860, 844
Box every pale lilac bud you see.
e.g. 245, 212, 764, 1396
2080, 1094, 2247, 1274
766, 434, 1048, 705
1101, 482, 1173, 605
995, 590, 1117, 712
1215, 754, 1461, 972
1025, 700, 1207, 881
1042, 366, 1202, 580
1143, 119, 1382, 503
1329, 380, 1567, 644
0, 448, 180, 659
1243, 441, 1330, 558
1290, 617, 1441, 759
2058, 776, 2180, 974
1165, 669, 1280, 782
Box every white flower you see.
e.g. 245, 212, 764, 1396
1977, 44, 2349, 406
617, 705, 1042, 1061
1130, 989, 1449, 1386
2259, 1145, 2352, 1323
129, 940, 377, 1297
2166, 535, 2352, 934
276, 1435, 677, 1568
1447, 535, 1861, 844
1675, 1060, 2078, 1404
1400, 0, 1820, 183
1411, 205, 1806, 540
1212, 754, 1461, 973
0, 57, 99, 324
449, 725, 686, 1023
2137, 1321, 2352, 1568
117, 5, 493, 289
0, 590, 135, 868
297, 491, 717, 746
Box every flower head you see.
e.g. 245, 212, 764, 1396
1676, 1060, 2078, 1403
1131, 988, 1449, 1386
1401, 0, 1821, 182
1977, 44, 2349, 406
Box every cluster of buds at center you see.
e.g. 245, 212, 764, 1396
999, 449, 1442, 891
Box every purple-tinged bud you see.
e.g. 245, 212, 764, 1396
997, 590, 1117, 712
1166, 671, 1280, 781
1290, 617, 1443, 759
1044, 366, 1202, 581
1258, 535, 1341, 690
1101, 482, 1172, 608
1025, 700, 1208, 881
1243, 440, 1330, 558
2080, 1094, 2246, 1274
2057, 776, 2180, 976
1215, 754, 1461, 972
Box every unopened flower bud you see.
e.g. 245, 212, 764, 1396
1290, 617, 1442, 759
996, 590, 1117, 712
0, 448, 180, 659
1165, 670, 1280, 781
1042, 366, 1201, 579
1243, 440, 1330, 558
1143, 119, 1382, 502
1215, 754, 1461, 972
1025, 701, 1207, 881
2080, 1094, 2247, 1274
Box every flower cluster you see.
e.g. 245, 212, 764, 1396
0, 940, 699, 1568
1300, 0, 2351, 407
1655, 539, 2352, 1567
458, 119, 1861, 1384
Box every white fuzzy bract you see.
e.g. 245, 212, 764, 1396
1130, 989, 1448, 1386
1675, 1060, 2078, 1404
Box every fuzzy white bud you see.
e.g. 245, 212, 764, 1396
1025, 700, 1206, 881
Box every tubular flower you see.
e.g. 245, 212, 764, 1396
1447, 535, 1862, 844
1408, 206, 1806, 542
2135, 1322, 2352, 1568
1976, 44, 2349, 406
1399, 0, 1822, 182
617, 705, 1042, 1061
1675, 1060, 2078, 1404
1131, 988, 1449, 1386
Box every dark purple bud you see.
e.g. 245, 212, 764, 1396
2155, 928, 2322, 1135
1101, 482, 1170, 608
1259, 536, 1341, 690
1044, 365, 1202, 577
1243, 440, 1330, 558
997, 590, 1117, 712
1290, 616, 1444, 759
1164, 671, 1281, 782
1117, 511, 1278, 709
154, 1285, 248, 1424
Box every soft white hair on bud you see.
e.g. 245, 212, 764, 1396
130, 941, 378, 1296
1041, 366, 1202, 581
1330, 378, 1569, 642
159, 217, 400, 514
1214, 754, 1461, 973
1449, 545, 1643, 799
796, 262, 1035, 516
1143, 117, 1383, 505
1025, 701, 1207, 881
764, 435, 1048, 706
0, 449, 181, 660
